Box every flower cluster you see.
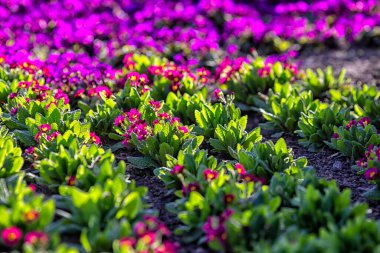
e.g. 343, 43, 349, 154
118, 215, 177, 253
356, 145, 380, 184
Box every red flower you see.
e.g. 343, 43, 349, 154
1, 226, 22, 247
204, 169, 218, 181
67, 176, 76, 186
224, 194, 235, 205
24, 210, 40, 223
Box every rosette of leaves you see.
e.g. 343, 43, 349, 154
38, 141, 126, 191
226, 58, 293, 106
165, 92, 206, 125
129, 122, 203, 167
255, 217, 380, 253
302, 66, 346, 98
0, 131, 24, 178
57, 177, 147, 252
260, 83, 318, 135
154, 147, 218, 191
331, 84, 380, 127
0, 175, 57, 249
81, 95, 122, 138
210, 118, 262, 159
236, 138, 308, 180
297, 103, 352, 151
194, 95, 242, 138
325, 122, 380, 160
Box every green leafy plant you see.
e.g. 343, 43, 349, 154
0, 175, 57, 250
38, 141, 126, 191
57, 177, 147, 252
0, 133, 24, 178
236, 138, 308, 180
226, 58, 294, 106
297, 103, 352, 151
302, 66, 346, 98
210, 120, 262, 158
331, 84, 380, 127
260, 83, 318, 134
194, 95, 242, 138
326, 118, 380, 160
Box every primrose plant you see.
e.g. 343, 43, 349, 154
354, 145, 380, 200
326, 117, 380, 160
0, 175, 56, 251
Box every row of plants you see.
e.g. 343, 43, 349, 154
0, 62, 178, 252
1, 50, 380, 252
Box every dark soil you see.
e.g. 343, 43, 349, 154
298, 48, 380, 86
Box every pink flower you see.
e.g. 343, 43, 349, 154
170, 117, 180, 125
213, 88, 222, 99
34, 132, 42, 142
1, 226, 22, 247
158, 112, 170, 120
242, 173, 256, 182
8, 93, 17, 99
140, 232, 156, 245
18, 81, 31, 89
234, 163, 246, 175
90, 132, 102, 144
364, 168, 379, 181
204, 169, 218, 181
29, 184, 37, 192
74, 89, 85, 98
39, 124, 51, 133
133, 221, 146, 236
170, 165, 184, 175
127, 72, 140, 86
149, 100, 161, 110
126, 109, 141, 122
10, 108, 17, 116
24, 231, 49, 247
114, 115, 125, 126
119, 237, 136, 247
178, 126, 188, 134
332, 133, 339, 139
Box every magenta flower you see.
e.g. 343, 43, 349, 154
1, 226, 22, 247
39, 124, 51, 133
149, 100, 161, 110
213, 88, 222, 99
170, 165, 184, 175
364, 168, 379, 181
90, 132, 102, 144
204, 169, 218, 181
18, 81, 31, 89
74, 89, 85, 98
114, 115, 125, 126
234, 163, 246, 175
126, 109, 141, 122
178, 126, 189, 134
8, 93, 17, 99
332, 133, 339, 139
170, 117, 180, 125
24, 231, 49, 247
119, 237, 136, 248
359, 117, 371, 127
